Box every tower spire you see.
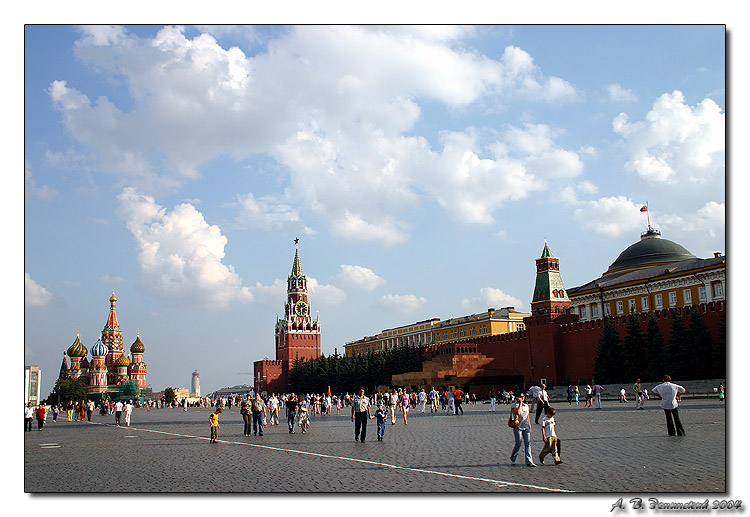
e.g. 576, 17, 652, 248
291, 238, 303, 278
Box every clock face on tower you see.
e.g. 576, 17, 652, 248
295, 300, 308, 317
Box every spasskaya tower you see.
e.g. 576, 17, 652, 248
254, 239, 321, 394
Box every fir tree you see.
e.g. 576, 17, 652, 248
593, 316, 622, 383
622, 314, 647, 380
666, 309, 690, 379
645, 312, 666, 381
688, 305, 713, 379
712, 311, 726, 378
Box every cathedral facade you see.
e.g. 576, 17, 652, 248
59, 292, 148, 400
254, 239, 321, 395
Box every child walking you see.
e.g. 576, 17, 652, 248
539, 407, 563, 466
375, 403, 386, 441
209, 407, 222, 443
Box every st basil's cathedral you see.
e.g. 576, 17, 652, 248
59, 292, 149, 400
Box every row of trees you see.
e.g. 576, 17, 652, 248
593, 306, 725, 384
288, 344, 426, 395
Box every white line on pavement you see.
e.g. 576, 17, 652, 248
89, 421, 570, 492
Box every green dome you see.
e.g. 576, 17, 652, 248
115, 354, 131, 367
604, 229, 695, 277
66, 333, 88, 358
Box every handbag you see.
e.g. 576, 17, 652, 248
508, 413, 520, 427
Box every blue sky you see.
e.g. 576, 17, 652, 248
23, 24, 726, 398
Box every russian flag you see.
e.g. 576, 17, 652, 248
640, 204, 648, 212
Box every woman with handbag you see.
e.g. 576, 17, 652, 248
509, 393, 536, 467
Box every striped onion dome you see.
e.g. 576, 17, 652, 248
67, 332, 88, 358
91, 339, 109, 357
115, 354, 132, 367
130, 334, 145, 354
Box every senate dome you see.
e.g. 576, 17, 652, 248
603, 228, 696, 277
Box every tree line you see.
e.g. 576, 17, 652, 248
593, 306, 726, 384
288, 344, 426, 395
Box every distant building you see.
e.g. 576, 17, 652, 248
254, 239, 321, 394
567, 227, 725, 320
344, 307, 529, 357
58, 292, 150, 401
190, 370, 200, 398
208, 384, 255, 399
25, 366, 41, 406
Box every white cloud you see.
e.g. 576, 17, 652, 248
336, 265, 386, 290
100, 275, 124, 283
607, 83, 637, 103
49, 26, 581, 246
573, 196, 647, 238
613, 90, 724, 184
25, 273, 53, 306
461, 287, 524, 311
307, 277, 347, 305
116, 187, 252, 308
234, 192, 314, 236
24, 161, 57, 200
379, 294, 427, 312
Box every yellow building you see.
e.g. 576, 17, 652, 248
567, 228, 725, 320
344, 307, 529, 357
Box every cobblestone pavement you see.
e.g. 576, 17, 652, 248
25, 399, 727, 494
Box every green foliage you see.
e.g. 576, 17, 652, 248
593, 316, 622, 383
622, 314, 647, 380
645, 312, 666, 380
289, 344, 428, 394
44, 378, 89, 405
163, 387, 177, 405
118, 380, 141, 400
666, 309, 690, 378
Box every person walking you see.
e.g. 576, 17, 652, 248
25, 403, 34, 431
297, 395, 309, 433
489, 387, 497, 412
208, 407, 221, 443
388, 390, 399, 425
534, 384, 549, 424
241, 396, 252, 436
251, 393, 267, 436
268, 394, 280, 426
375, 403, 387, 441
114, 400, 124, 426
593, 384, 604, 409
285, 393, 297, 434
66, 400, 74, 421
509, 393, 536, 467
453, 387, 464, 415
633, 379, 644, 409
124, 400, 134, 427
86, 400, 94, 421
651, 375, 687, 436
351, 388, 373, 442
429, 387, 439, 413
584, 385, 593, 407
36, 404, 47, 431
400, 389, 410, 424
538, 407, 563, 465
51, 405, 58, 423
418, 388, 427, 413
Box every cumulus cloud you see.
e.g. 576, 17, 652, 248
607, 83, 637, 103
116, 187, 252, 308
461, 287, 524, 311
613, 90, 724, 184
25, 273, 53, 306
24, 161, 57, 200
233, 192, 314, 236
379, 294, 427, 312
48, 25, 581, 246
336, 265, 386, 290
307, 277, 347, 305
573, 196, 647, 237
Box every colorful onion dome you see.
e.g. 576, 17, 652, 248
109, 291, 117, 303
67, 332, 88, 357
115, 354, 131, 367
130, 334, 145, 354
91, 339, 109, 357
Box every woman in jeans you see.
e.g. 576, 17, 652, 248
510, 393, 537, 467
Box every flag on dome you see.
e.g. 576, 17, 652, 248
640, 204, 648, 212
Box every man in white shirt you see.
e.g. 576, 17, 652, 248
351, 388, 372, 442
418, 389, 427, 413
114, 400, 124, 426
651, 375, 686, 436
429, 387, 439, 413
534, 384, 550, 424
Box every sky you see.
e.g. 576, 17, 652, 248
23, 23, 727, 399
